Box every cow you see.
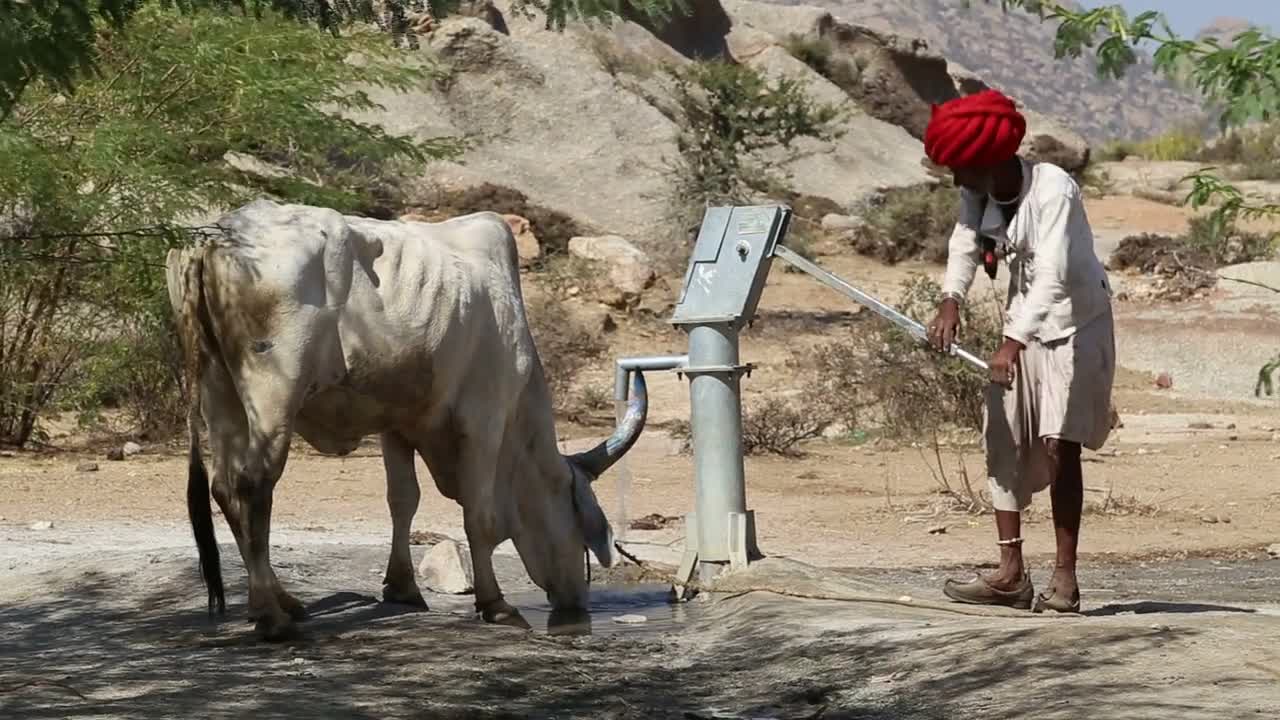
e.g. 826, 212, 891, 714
164, 199, 648, 641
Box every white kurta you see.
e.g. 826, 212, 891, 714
941, 159, 1117, 512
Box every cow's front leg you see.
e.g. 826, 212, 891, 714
458, 440, 529, 630
381, 431, 427, 608
465, 522, 528, 629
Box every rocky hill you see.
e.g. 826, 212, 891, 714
764, 0, 1208, 144
339, 0, 1090, 258
1196, 16, 1259, 43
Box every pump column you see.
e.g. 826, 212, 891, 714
668, 205, 791, 595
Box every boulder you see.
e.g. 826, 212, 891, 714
418, 539, 475, 594
501, 213, 542, 267
568, 235, 656, 309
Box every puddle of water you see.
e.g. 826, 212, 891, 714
507, 583, 692, 637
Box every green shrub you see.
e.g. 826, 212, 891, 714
783, 34, 861, 90
850, 184, 960, 264
665, 59, 847, 211
798, 274, 1003, 442
0, 7, 454, 447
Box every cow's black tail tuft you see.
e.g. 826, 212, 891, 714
187, 433, 225, 616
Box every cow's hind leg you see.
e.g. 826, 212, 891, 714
381, 431, 427, 608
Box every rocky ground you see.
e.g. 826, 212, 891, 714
3, 191, 1280, 718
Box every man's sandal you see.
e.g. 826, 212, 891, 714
942, 571, 1035, 610
1032, 586, 1081, 614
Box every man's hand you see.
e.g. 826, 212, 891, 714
989, 337, 1024, 388
927, 298, 961, 353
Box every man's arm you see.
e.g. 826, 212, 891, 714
1003, 187, 1074, 345
940, 189, 984, 302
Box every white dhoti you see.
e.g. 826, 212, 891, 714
984, 306, 1116, 512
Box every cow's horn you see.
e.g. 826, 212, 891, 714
568, 370, 648, 479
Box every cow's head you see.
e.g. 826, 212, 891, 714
510, 372, 648, 612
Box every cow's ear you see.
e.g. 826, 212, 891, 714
571, 468, 615, 568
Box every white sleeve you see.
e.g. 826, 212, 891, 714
941, 189, 983, 299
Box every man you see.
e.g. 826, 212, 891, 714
923, 89, 1116, 614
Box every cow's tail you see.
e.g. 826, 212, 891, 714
173, 248, 226, 616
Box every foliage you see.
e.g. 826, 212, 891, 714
1110, 216, 1276, 301
0, 6, 454, 446
783, 34, 861, 90
665, 395, 830, 457
0, 0, 687, 118
665, 59, 847, 211
798, 274, 1003, 442
524, 293, 607, 415
740, 396, 829, 457
849, 184, 960, 264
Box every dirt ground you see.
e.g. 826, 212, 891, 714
2, 194, 1280, 718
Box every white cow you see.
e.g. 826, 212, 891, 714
165, 199, 647, 641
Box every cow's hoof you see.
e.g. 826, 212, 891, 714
383, 584, 429, 610
277, 592, 310, 621
254, 614, 300, 642
481, 600, 531, 630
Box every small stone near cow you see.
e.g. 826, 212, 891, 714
0, 450, 15, 458
568, 235, 655, 309
1188, 421, 1213, 430
106, 448, 125, 461
29, 521, 53, 531
123, 441, 143, 457
419, 539, 475, 595
629, 513, 678, 531
1155, 372, 1173, 389
613, 614, 648, 624
76, 462, 100, 473
927, 525, 947, 535
1266, 543, 1280, 559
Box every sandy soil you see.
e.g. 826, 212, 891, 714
2, 194, 1279, 718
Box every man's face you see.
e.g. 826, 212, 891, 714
952, 166, 994, 195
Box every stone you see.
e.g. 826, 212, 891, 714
927, 525, 947, 535
29, 521, 53, 531
75, 462, 100, 473
1267, 543, 1280, 559
568, 235, 656, 309
122, 441, 143, 457
106, 448, 125, 461
501, 214, 542, 268
820, 213, 864, 232
613, 614, 648, 624
418, 539, 474, 594
1155, 372, 1173, 389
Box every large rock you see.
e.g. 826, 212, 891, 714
568, 235, 656, 309
418, 539, 474, 594
729, 36, 932, 204
501, 213, 542, 267
725, 0, 1090, 174
349, 13, 680, 250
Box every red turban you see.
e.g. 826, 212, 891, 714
924, 90, 1027, 169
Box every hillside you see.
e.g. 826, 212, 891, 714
765, 0, 1208, 144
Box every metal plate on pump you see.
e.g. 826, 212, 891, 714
670, 205, 792, 327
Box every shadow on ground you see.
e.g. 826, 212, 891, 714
2, 545, 1277, 719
